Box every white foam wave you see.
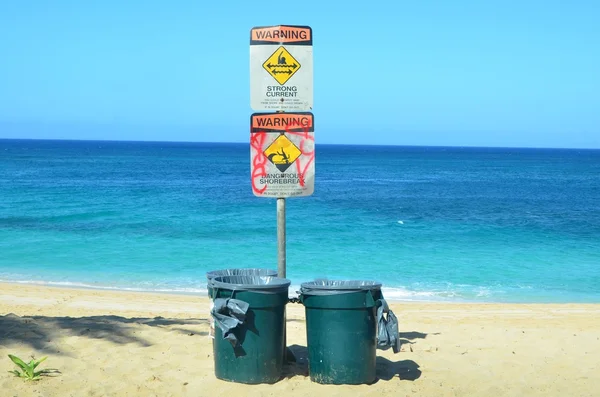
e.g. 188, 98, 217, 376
382, 287, 457, 302
288, 284, 460, 302
0, 278, 517, 303
0, 279, 208, 295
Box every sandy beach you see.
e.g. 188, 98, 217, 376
0, 283, 599, 396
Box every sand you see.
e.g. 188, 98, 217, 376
1, 283, 599, 396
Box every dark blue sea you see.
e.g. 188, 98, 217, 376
1, 139, 599, 302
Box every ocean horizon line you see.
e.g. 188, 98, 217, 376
2, 137, 599, 152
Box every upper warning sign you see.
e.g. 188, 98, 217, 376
250, 25, 313, 112
263, 46, 300, 85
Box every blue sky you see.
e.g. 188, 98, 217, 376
0, 1, 599, 148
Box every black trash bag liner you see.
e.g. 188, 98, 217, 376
206, 268, 278, 288
211, 298, 250, 347
299, 279, 383, 295
212, 275, 291, 294
376, 298, 400, 353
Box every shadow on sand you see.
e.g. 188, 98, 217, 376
283, 336, 425, 382
398, 330, 440, 348
0, 313, 209, 355
376, 357, 422, 381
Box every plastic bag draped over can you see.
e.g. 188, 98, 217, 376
206, 269, 278, 341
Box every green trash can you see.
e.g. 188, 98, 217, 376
211, 275, 290, 384
299, 280, 399, 385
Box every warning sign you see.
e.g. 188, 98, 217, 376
250, 112, 315, 198
263, 46, 300, 85
250, 25, 313, 112
263, 135, 302, 172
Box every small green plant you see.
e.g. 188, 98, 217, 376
8, 354, 57, 381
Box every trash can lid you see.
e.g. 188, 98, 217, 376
211, 275, 291, 292
300, 279, 382, 295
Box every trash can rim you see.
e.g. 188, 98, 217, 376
206, 268, 278, 278
212, 275, 291, 290
300, 280, 382, 290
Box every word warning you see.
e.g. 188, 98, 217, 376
250, 25, 313, 112
250, 112, 315, 198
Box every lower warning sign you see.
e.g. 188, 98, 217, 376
250, 112, 315, 198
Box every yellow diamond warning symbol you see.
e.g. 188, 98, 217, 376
262, 46, 301, 85
263, 134, 302, 172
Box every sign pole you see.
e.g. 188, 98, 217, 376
276, 106, 287, 279
277, 196, 290, 362
277, 199, 286, 277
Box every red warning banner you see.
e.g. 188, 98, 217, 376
250, 25, 312, 45
251, 112, 314, 132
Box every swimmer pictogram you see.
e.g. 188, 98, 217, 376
262, 46, 301, 85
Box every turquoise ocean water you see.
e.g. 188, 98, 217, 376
1, 139, 599, 302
